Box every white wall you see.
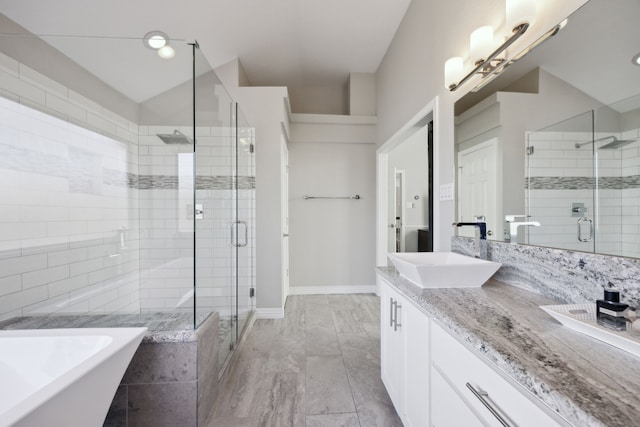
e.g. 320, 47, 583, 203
288, 115, 377, 293
289, 84, 348, 115
215, 59, 289, 315
375, 0, 588, 252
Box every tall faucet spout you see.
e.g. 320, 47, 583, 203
505, 215, 541, 244
452, 222, 487, 240
452, 220, 488, 259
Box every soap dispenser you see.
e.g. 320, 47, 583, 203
596, 284, 628, 331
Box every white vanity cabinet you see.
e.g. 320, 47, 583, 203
379, 277, 430, 427
378, 273, 568, 427
431, 322, 564, 427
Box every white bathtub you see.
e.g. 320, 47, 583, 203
0, 327, 147, 427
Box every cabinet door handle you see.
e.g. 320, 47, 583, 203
393, 301, 402, 331
389, 297, 395, 328
465, 383, 513, 427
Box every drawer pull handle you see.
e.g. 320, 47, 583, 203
390, 298, 395, 327
394, 302, 402, 331
465, 383, 513, 427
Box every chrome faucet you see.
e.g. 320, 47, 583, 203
505, 215, 540, 244
453, 216, 487, 259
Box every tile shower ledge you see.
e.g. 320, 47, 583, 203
0, 312, 213, 343
377, 267, 640, 427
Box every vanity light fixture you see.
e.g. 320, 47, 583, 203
633, 53, 640, 66
444, 0, 536, 91
143, 31, 175, 59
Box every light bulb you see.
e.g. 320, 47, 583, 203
470, 26, 494, 64
158, 45, 175, 59
444, 57, 464, 89
506, 0, 536, 31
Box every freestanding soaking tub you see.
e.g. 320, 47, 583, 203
0, 327, 146, 427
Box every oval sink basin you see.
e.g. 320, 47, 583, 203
387, 252, 501, 288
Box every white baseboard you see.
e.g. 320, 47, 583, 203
288, 285, 377, 295
255, 308, 285, 319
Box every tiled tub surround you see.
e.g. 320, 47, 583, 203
0, 311, 220, 427
0, 76, 141, 321
376, 267, 640, 427
451, 237, 640, 308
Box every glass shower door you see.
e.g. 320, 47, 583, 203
193, 45, 255, 371
231, 107, 255, 344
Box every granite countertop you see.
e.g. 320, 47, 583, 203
377, 267, 640, 427
0, 312, 214, 343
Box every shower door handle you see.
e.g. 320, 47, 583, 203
231, 220, 248, 247
577, 217, 593, 242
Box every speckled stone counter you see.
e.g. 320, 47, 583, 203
0, 312, 212, 343
377, 267, 640, 427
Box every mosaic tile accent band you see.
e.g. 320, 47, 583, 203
526, 175, 640, 190
0, 143, 254, 191
103, 171, 255, 190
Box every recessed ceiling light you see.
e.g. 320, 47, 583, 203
633, 53, 640, 66
143, 31, 169, 50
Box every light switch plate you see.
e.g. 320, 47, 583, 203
439, 183, 454, 201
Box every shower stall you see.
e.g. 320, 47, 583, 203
0, 30, 255, 371
526, 94, 640, 258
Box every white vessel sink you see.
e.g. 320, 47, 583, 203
387, 252, 501, 288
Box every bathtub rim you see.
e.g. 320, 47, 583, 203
0, 327, 147, 426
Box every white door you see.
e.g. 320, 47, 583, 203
281, 138, 289, 306
457, 139, 498, 239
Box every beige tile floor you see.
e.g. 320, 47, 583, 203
206, 294, 402, 427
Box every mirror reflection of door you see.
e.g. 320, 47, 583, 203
457, 139, 498, 239
387, 125, 431, 253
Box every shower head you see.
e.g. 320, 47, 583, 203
600, 137, 636, 149
574, 136, 637, 149
156, 130, 192, 144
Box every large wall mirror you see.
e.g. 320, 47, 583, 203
454, 0, 640, 259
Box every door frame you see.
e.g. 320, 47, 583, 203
376, 98, 439, 266
394, 169, 406, 252
280, 135, 290, 308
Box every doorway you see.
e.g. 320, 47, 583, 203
381, 118, 434, 259
376, 100, 438, 266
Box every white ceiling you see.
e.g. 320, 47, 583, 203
0, 0, 411, 102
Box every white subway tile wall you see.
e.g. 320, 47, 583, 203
0, 54, 140, 321
0, 51, 256, 322
526, 129, 640, 257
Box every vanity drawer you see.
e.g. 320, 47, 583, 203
431, 322, 566, 427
